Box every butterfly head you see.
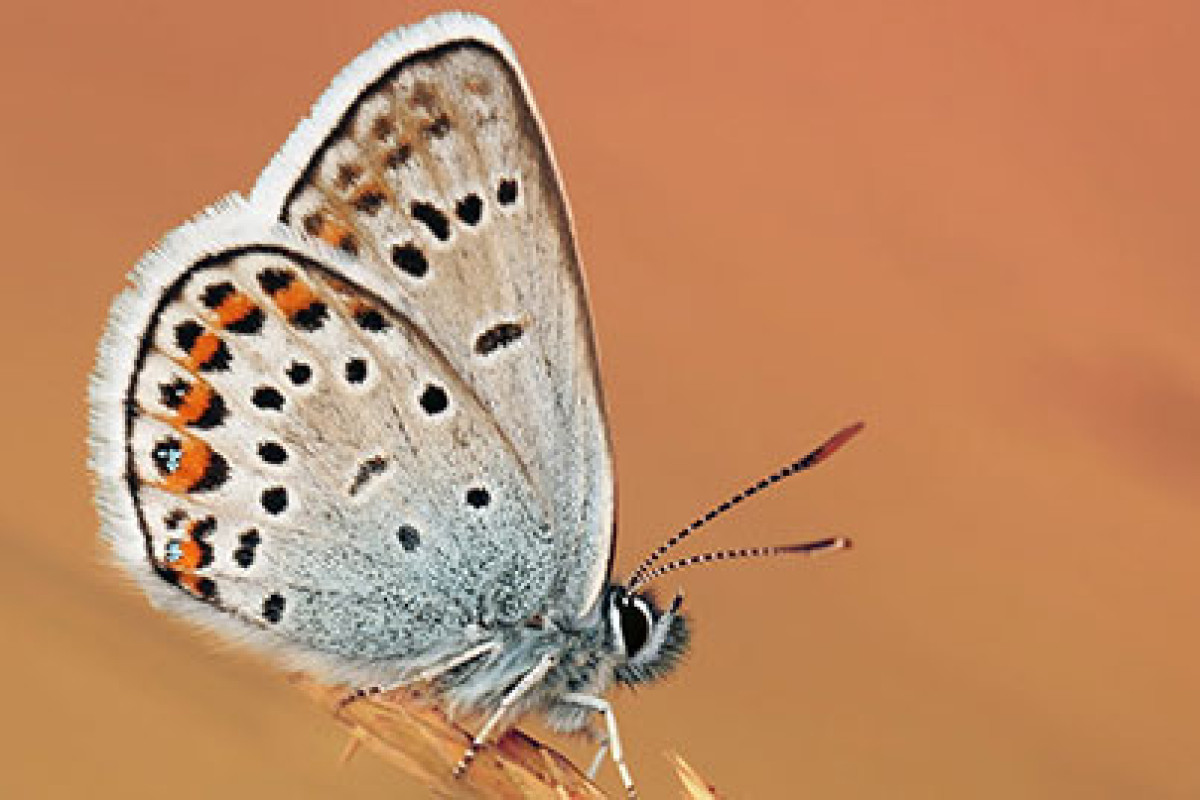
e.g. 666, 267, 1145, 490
605, 585, 689, 686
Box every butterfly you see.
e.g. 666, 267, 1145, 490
88, 12, 860, 797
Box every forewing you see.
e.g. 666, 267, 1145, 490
90, 199, 554, 684
253, 13, 614, 617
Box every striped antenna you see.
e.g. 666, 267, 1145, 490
625, 421, 864, 590
630, 537, 852, 590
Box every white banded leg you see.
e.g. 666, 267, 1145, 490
453, 652, 558, 778
337, 642, 499, 709
564, 693, 636, 798
587, 737, 610, 780
415, 641, 500, 683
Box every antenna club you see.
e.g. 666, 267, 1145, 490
777, 536, 854, 556
810, 421, 866, 465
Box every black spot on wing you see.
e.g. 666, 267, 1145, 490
234, 529, 260, 568
354, 307, 389, 332
290, 301, 328, 332
261, 486, 288, 515
286, 361, 312, 385
390, 244, 428, 278
345, 358, 368, 384
200, 281, 235, 309
349, 456, 388, 496
396, 524, 421, 552
194, 577, 217, 600
455, 194, 482, 225
258, 268, 294, 294
497, 178, 518, 205
174, 320, 203, 352
252, 386, 285, 411
263, 592, 286, 624
410, 201, 450, 241
475, 322, 524, 355
257, 441, 287, 465
419, 384, 448, 415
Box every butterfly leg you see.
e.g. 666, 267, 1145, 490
453, 652, 558, 778
337, 642, 500, 710
563, 693, 636, 798
586, 735, 610, 780
415, 641, 501, 683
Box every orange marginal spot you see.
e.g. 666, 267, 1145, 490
272, 276, 320, 318
215, 291, 258, 327
157, 436, 212, 493
175, 381, 214, 426
318, 218, 353, 249
187, 332, 222, 370
167, 538, 205, 571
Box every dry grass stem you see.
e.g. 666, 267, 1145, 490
293, 673, 606, 799
671, 753, 723, 799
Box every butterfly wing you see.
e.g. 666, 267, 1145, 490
252, 13, 615, 618
90, 198, 559, 684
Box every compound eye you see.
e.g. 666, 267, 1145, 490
620, 598, 653, 657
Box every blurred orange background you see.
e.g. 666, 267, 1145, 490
3, 0, 1198, 797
